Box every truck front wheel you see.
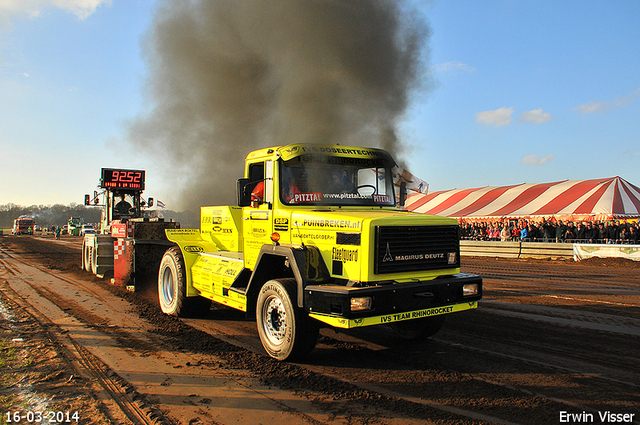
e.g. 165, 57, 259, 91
158, 247, 210, 317
256, 278, 318, 361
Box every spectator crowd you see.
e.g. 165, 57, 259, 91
459, 218, 639, 244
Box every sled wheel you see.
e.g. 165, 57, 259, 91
91, 243, 98, 275
82, 240, 92, 272
256, 278, 318, 361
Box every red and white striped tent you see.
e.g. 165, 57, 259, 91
405, 176, 640, 222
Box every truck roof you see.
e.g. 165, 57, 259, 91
245, 143, 396, 165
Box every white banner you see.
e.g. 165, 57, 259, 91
573, 244, 640, 262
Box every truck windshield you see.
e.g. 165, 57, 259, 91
112, 192, 139, 219
279, 155, 396, 207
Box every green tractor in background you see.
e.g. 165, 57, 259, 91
68, 216, 84, 236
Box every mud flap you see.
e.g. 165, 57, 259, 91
113, 240, 134, 287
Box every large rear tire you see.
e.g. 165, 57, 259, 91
82, 240, 92, 272
256, 278, 318, 361
158, 247, 211, 317
91, 243, 99, 275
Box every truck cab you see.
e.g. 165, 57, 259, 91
236, 145, 399, 270
12, 216, 35, 235
159, 144, 482, 361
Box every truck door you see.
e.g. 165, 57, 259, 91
243, 160, 274, 270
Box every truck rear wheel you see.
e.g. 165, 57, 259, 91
391, 315, 446, 340
91, 244, 99, 275
256, 278, 318, 361
158, 247, 211, 317
82, 241, 92, 272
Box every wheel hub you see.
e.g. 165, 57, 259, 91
162, 269, 174, 304
263, 296, 287, 345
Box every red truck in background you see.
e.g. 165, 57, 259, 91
12, 216, 35, 235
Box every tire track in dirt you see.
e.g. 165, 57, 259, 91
3, 235, 640, 425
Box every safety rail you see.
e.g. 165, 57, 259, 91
460, 240, 574, 259
461, 240, 640, 262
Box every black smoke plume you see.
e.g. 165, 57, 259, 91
129, 0, 430, 209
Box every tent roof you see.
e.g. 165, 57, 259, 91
405, 177, 640, 219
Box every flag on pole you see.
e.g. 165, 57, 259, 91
392, 166, 429, 194
157, 200, 166, 209
370, 166, 429, 205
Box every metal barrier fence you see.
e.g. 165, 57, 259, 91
460, 240, 640, 261
460, 240, 575, 259
462, 237, 638, 245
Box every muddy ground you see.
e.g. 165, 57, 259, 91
1, 234, 639, 425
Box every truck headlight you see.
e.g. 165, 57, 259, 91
448, 252, 457, 265
351, 297, 372, 312
463, 283, 479, 297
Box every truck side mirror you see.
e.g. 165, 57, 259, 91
93, 191, 99, 205
148, 197, 154, 207
399, 181, 407, 207
237, 178, 251, 207
84, 194, 90, 206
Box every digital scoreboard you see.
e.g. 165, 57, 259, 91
100, 168, 145, 190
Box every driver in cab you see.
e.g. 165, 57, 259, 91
251, 170, 301, 206
114, 194, 133, 216
330, 168, 352, 194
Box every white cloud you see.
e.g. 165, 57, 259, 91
434, 61, 476, 74
518, 108, 552, 124
52, 0, 110, 19
475, 107, 514, 127
574, 87, 640, 114
0, 0, 110, 24
521, 154, 554, 166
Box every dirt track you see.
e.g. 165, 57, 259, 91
1, 234, 639, 425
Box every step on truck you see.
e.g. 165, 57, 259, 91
82, 168, 177, 289
158, 143, 482, 361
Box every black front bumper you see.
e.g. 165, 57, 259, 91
304, 273, 482, 320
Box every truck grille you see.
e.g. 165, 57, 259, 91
374, 225, 460, 274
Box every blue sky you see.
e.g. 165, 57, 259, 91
1, 0, 639, 209
405, 1, 640, 193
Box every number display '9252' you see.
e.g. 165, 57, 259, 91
5, 411, 79, 423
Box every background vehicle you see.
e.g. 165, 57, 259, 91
12, 216, 35, 235
80, 224, 96, 236
68, 217, 84, 236
156, 144, 482, 361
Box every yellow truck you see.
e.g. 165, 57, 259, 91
159, 144, 482, 360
